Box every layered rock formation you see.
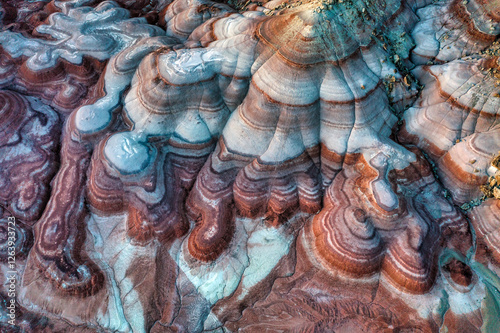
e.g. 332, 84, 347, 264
400, 57, 500, 203
400, 3, 500, 273
411, 0, 500, 64
0, 0, 499, 332
0, 1, 165, 114
310, 150, 471, 294
0, 90, 60, 222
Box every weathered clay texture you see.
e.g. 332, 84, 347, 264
0, 0, 499, 332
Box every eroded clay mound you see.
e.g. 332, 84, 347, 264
411, 0, 500, 64
400, 57, 500, 203
310, 150, 470, 294
0, 0, 499, 332
0, 90, 60, 222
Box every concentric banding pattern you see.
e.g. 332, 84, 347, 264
2, 0, 496, 330
0, 217, 33, 261
0, 90, 60, 222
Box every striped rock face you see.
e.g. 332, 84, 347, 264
411, 0, 500, 65
0, 0, 499, 332
400, 57, 500, 204
310, 150, 471, 294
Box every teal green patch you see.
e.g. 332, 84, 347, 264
481, 285, 500, 333
469, 261, 500, 291
439, 246, 500, 332
437, 290, 450, 328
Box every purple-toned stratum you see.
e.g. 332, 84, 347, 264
1, 0, 500, 332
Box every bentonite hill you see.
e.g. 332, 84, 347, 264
0, 0, 500, 332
